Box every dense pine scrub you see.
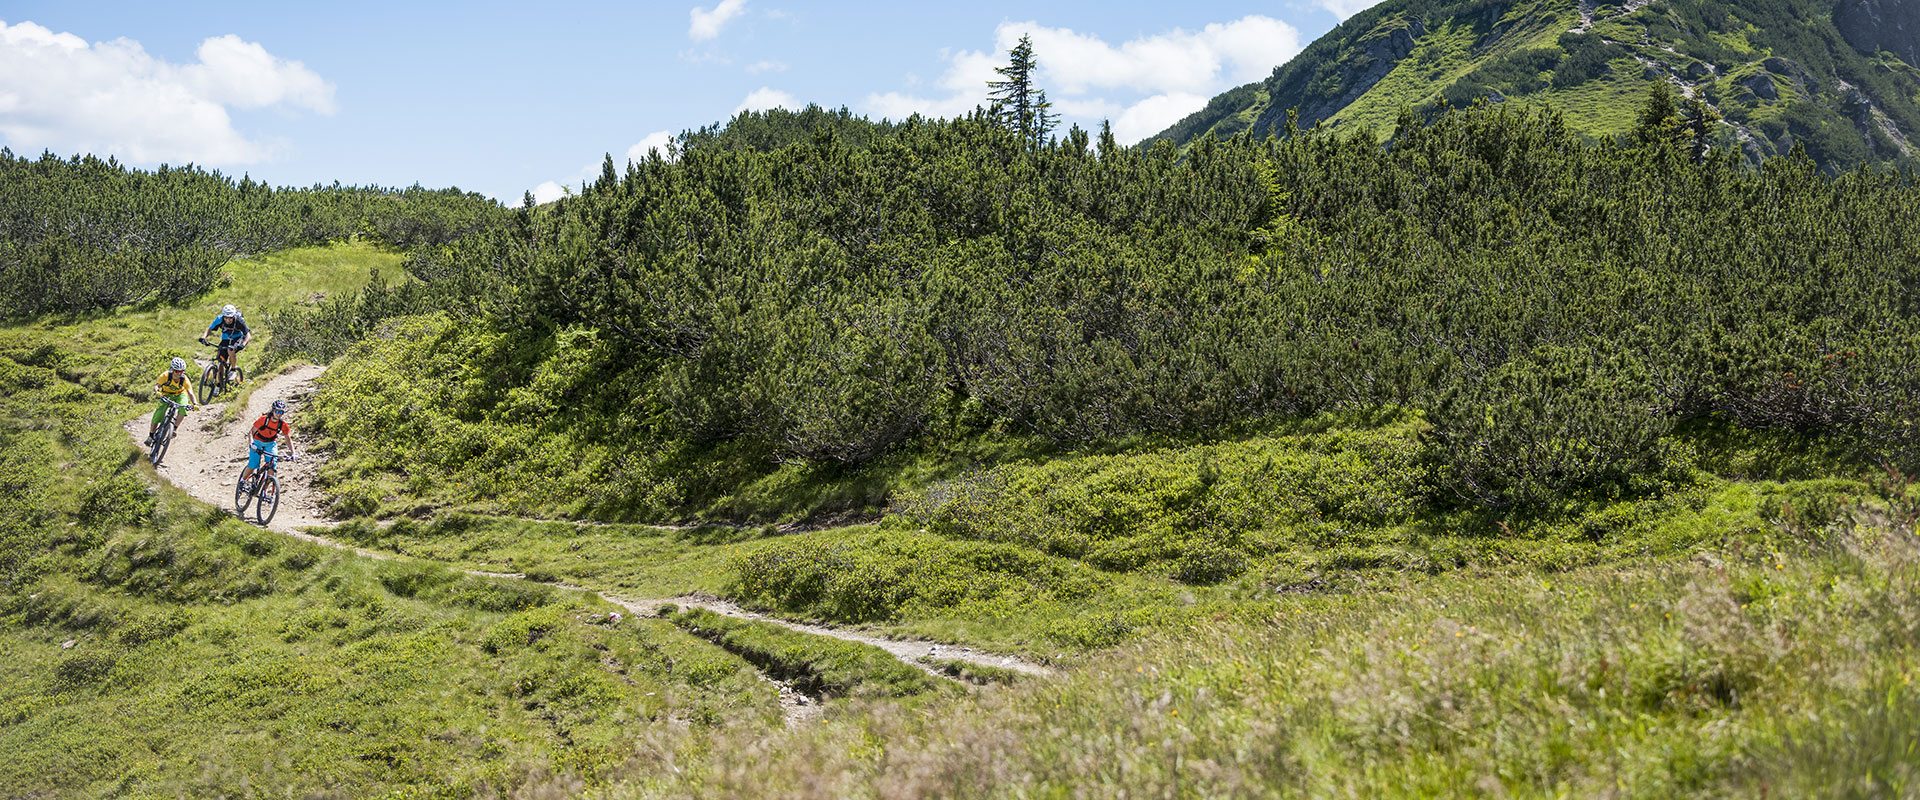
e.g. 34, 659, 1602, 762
307, 102, 1920, 524
0, 149, 506, 318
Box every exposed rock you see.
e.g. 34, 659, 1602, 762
1738, 72, 1779, 101
1836, 0, 1920, 65
1255, 17, 1425, 133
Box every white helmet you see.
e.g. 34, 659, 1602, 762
170, 357, 187, 371
222, 304, 238, 318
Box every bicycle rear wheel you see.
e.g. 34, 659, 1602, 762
234, 472, 254, 515
253, 474, 279, 525
149, 417, 173, 467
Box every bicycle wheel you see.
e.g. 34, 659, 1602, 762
234, 472, 254, 515
254, 474, 279, 525
149, 417, 173, 467
199, 364, 219, 404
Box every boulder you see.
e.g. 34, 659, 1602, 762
1738, 72, 1778, 101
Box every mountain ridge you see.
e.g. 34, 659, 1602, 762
1152, 0, 1920, 170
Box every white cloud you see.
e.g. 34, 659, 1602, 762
688, 0, 748, 41
516, 130, 678, 205
0, 19, 335, 165
1316, 0, 1385, 20
860, 49, 1000, 120
528, 180, 568, 205
1113, 93, 1211, 143
745, 59, 788, 74
863, 16, 1301, 144
185, 35, 335, 112
624, 130, 676, 162
734, 86, 797, 114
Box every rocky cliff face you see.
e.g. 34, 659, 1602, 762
1836, 0, 1920, 65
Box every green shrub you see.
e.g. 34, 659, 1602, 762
895, 413, 1433, 581
728, 529, 1105, 623
51, 647, 123, 692
1430, 345, 1672, 510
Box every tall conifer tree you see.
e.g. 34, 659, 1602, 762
988, 34, 1059, 146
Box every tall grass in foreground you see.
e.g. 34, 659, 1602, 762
610, 482, 1920, 798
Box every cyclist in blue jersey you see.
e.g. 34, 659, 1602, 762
199, 304, 252, 382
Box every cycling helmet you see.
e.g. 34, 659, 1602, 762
271, 400, 288, 414
170, 357, 187, 371
222, 304, 238, 318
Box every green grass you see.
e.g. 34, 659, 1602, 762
326, 515, 1208, 657
920, 657, 1022, 686
0, 241, 397, 400
1534, 61, 1656, 135
616, 496, 1920, 797
0, 245, 794, 796
0, 542, 777, 797
663, 607, 953, 699
306, 405, 1871, 663
1331, 17, 1487, 134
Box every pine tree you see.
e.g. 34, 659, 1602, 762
1682, 97, 1721, 164
988, 34, 1058, 146
1633, 82, 1685, 147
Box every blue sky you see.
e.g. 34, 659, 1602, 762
0, 1, 1379, 202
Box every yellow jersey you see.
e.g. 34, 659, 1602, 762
156, 370, 190, 396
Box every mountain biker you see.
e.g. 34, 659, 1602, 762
240, 399, 295, 490
199, 304, 252, 381
146, 357, 197, 445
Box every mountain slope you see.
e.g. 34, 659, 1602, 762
1152, 0, 1920, 170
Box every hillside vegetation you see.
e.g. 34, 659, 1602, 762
2, 97, 1918, 795
299, 103, 1920, 527
1154, 0, 1920, 172
621, 488, 1920, 798
0, 248, 793, 797
288, 101, 1919, 659
0, 149, 506, 319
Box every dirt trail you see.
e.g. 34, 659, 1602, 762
126, 365, 1051, 723
126, 363, 338, 535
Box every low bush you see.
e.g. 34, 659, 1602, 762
1428, 344, 1673, 510
728, 529, 1106, 623
894, 412, 1432, 582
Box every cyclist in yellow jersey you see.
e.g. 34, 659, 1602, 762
146, 357, 197, 445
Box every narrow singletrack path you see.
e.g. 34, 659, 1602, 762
126, 364, 1052, 723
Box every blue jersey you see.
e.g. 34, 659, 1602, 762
208, 314, 250, 343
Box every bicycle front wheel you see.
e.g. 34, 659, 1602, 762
198, 364, 219, 404
234, 472, 254, 515
253, 475, 279, 525
149, 418, 173, 467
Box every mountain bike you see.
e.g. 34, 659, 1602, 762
197, 338, 246, 404
234, 444, 295, 525
147, 396, 191, 467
